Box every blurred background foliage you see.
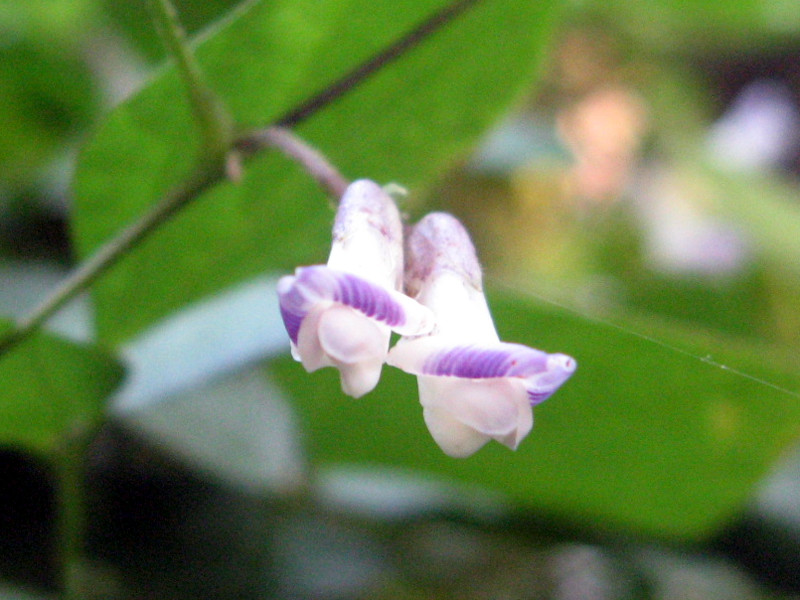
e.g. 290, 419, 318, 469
2, 0, 800, 599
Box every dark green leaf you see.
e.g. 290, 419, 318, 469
0, 38, 97, 186
0, 323, 124, 455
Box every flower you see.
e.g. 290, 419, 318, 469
277, 180, 434, 398
388, 212, 576, 457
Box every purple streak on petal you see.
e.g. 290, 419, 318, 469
277, 275, 306, 343
421, 343, 549, 378
323, 268, 405, 325
420, 343, 576, 404
280, 302, 304, 344
525, 353, 577, 405
527, 390, 553, 404
276, 266, 410, 344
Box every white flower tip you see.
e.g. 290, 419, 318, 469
329, 180, 404, 288
549, 353, 577, 376
405, 212, 483, 296
276, 274, 296, 295
347, 178, 385, 196
339, 359, 384, 398
525, 352, 577, 405
333, 179, 402, 246
392, 297, 436, 338
423, 406, 491, 457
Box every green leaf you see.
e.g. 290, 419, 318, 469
268, 290, 800, 541
0, 323, 124, 455
72, 0, 561, 344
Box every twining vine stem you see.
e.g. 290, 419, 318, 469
0, 0, 484, 358
145, 0, 234, 155
0, 161, 226, 356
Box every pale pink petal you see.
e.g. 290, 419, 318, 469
422, 404, 490, 458
295, 306, 330, 372
498, 387, 534, 450
317, 305, 388, 364
295, 305, 390, 397
338, 356, 385, 399
417, 376, 532, 456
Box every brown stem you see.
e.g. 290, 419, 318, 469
236, 126, 350, 198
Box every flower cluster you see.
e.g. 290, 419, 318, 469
277, 180, 576, 457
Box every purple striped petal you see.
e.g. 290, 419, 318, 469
277, 266, 433, 344
420, 343, 549, 378
523, 353, 576, 405
390, 340, 576, 405
278, 289, 305, 343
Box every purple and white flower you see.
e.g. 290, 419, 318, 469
277, 180, 434, 398
388, 212, 576, 457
